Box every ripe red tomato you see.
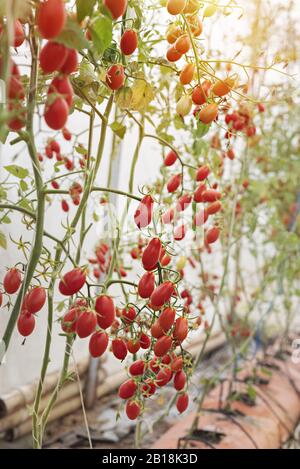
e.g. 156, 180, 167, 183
17, 312, 35, 337
3, 268, 21, 294
174, 34, 190, 54
37, 0, 66, 39
193, 183, 206, 203
62, 127, 72, 141
58, 268, 86, 296
48, 75, 74, 108
173, 317, 188, 342
104, 0, 128, 20
167, 174, 181, 193
89, 331, 109, 357
174, 370, 186, 391
159, 307, 176, 332
154, 335, 172, 357
44, 97, 69, 130
106, 64, 125, 90
151, 320, 164, 339
192, 80, 211, 105
39, 41, 67, 74
122, 307, 136, 324
112, 338, 127, 360
164, 150, 178, 166
129, 359, 146, 376
166, 46, 182, 62
8, 76, 25, 100
201, 189, 221, 203
61, 307, 79, 333
156, 368, 173, 387
126, 400, 141, 420
206, 226, 220, 244
13, 20, 25, 47
138, 272, 155, 299
76, 310, 97, 338
176, 194, 192, 212
134, 195, 154, 229
142, 238, 161, 271
118, 379, 137, 399
150, 281, 175, 308
127, 339, 140, 354
24, 287, 46, 314
196, 165, 210, 181
171, 356, 183, 372
61, 199, 69, 212
206, 201, 222, 215
176, 392, 189, 413
60, 48, 78, 74
142, 379, 156, 397
95, 295, 115, 329
120, 29, 138, 55
139, 332, 151, 349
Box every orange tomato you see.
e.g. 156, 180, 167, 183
192, 80, 211, 105
180, 63, 195, 85
167, 0, 187, 15
175, 34, 190, 54
166, 46, 182, 62
212, 77, 235, 97
166, 24, 184, 44
188, 15, 203, 37
199, 103, 218, 124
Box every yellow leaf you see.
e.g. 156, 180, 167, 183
115, 87, 133, 110
130, 80, 155, 112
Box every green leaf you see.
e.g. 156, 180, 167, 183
196, 121, 211, 138
0, 230, 7, 249
91, 15, 112, 55
1, 215, 11, 224
4, 165, 29, 179
0, 124, 9, 144
247, 385, 257, 401
20, 180, 28, 192
19, 199, 32, 212
76, 0, 96, 22
110, 122, 127, 139
56, 17, 90, 51
75, 145, 87, 155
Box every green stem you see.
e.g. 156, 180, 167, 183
1, 29, 44, 358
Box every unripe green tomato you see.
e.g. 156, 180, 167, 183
176, 95, 192, 117
204, 4, 218, 17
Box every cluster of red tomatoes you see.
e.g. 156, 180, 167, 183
224, 103, 263, 140
0, 268, 46, 337
0, 19, 26, 130
37, 0, 78, 130
162, 149, 223, 247
164, 0, 237, 125
89, 242, 111, 280
53, 227, 192, 421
